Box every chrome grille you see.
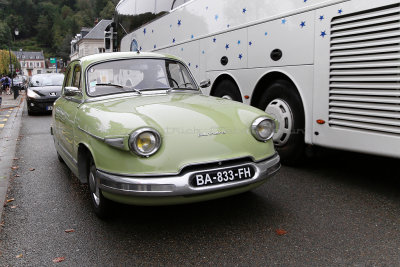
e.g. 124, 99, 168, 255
329, 4, 400, 135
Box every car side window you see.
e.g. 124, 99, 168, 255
63, 67, 72, 87
72, 65, 82, 91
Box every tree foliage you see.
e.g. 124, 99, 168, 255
1, 0, 119, 62
0, 50, 21, 76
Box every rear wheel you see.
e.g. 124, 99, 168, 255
88, 157, 111, 219
57, 151, 64, 163
258, 80, 305, 165
213, 80, 242, 102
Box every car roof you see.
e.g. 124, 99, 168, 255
77, 52, 179, 65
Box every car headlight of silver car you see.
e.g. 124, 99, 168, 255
129, 128, 161, 157
251, 117, 275, 142
27, 88, 40, 99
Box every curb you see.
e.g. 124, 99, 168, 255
0, 98, 24, 222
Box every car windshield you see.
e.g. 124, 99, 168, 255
30, 74, 64, 87
87, 58, 197, 97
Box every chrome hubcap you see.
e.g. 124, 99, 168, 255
265, 99, 294, 147
89, 171, 100, 206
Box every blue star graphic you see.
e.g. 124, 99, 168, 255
215, 14, 219, 20
196, 65, 198, 68
238, 54, 243, 60
338, 9, 343, 14
242, 8, 247, 13
178, 20, 181, 26
265, 32, 268, 36
202, 50, 205, 54
154, 44, 157, 49
213, 37, 217, 43
227, 24, 230, 28
225, 44, 230, 49
282, 18, 287, 24
238, 40, 241, 45
152, 29, 154, 33
319, 15, 324, 21
249, 41, 252, 46
188, 63, 191, 67
143, 28, 146, 34
304, 0, 307, 2
321, 31, 327, 38
300, 21, 306, 28
191, 34, 194, 39
172, 38, 176, 43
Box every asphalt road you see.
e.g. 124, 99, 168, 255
0, 108, 399, 266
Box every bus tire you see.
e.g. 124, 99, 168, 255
258, 80, 305, 165
213, 80, 242, 102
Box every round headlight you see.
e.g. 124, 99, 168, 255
129, 128, 161, 157
251, 117, 275, 142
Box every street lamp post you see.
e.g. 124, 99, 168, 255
8, 28, 19, 99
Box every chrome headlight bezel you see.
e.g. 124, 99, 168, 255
251, 117, 275, 142
128, 128, 161, 157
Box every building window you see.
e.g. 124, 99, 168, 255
98, 48, 105, 53
36, 62, 40, 67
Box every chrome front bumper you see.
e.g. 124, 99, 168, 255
97, 153, 280, 197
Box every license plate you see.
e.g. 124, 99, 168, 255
190, 166, 255, 187
47, 106, 53, 111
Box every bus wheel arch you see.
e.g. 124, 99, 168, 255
210, 75, 243, 102
252, 72, 306, 165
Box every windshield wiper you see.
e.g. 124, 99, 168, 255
95, 83, 142, 95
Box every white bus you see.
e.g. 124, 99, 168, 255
109, 0, 400, 164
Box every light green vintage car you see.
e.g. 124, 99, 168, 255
52, 52, 280, 218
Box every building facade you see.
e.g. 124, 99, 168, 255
70, 20, 112, 60
13, 51, 45, 77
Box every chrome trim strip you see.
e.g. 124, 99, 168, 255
77, 126, 105, 141
96, 153, 280, 197
97, 153, 277, 178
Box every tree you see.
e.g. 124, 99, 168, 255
99, 0, 115, 20
0, 50, 20, 76
35, 15, 53, 46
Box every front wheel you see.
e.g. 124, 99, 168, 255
258, 80, 305, 165
88, 158, 111, 219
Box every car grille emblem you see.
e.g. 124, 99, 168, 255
49, 92, 57, 96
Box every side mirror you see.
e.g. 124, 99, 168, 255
199, 79, 211, 88
64, 86, 82, 97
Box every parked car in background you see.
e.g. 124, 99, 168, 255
51, 52, 280, 218
12, 76, 26, 91
27, 73, 64, 115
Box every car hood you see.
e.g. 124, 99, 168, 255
77, 93, 276, 174
29, 86, 62, 97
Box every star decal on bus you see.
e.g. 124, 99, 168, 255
300, 21, 306, 28
321, 31, 327, 38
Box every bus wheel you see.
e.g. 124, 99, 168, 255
258, 80, 305, 165
213, 80, 242, 102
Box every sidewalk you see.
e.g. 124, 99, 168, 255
0, 96, 24, 222
0, 91, 24, 110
